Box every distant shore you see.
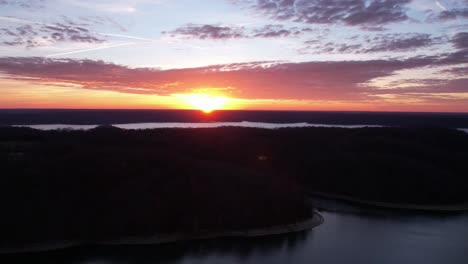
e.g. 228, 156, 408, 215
0, 212, 323, 255
309, 192, 468, 212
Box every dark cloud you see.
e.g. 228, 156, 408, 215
360, 25, 388, 31
233, 0, 412, 27
425, 0, 468, 22
441, 66, 468, 76
437, 8, 468, 21
451, 32, 468, 50
0, 21, 106, 48
165, 23, 309, 40
362, 33, 445, 53
439, 48, 468, 64
301, 33, 445, 54
300, 41, 363, 54
0, 52, 466, 100
252, 24, 303, 37
163, 24, 247, 40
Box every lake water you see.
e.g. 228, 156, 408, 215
12, 122, 468, 134
2, 110, 468, 128
13, 122, 383, 130
5, 199, 468, 264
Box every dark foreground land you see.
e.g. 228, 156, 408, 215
1, 126, 468, 249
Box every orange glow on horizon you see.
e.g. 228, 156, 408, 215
177, 94, 230, 113
2, 80, 468, 113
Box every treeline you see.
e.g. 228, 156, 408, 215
274, 127, 468, 204
0, 126, 310, 247
1, 126, 468, 246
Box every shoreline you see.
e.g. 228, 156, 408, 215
0, 212, 323, 255
309, 191, 468, 212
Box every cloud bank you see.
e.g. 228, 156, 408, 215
0, 52, 466, 101
233, 0, 412, 27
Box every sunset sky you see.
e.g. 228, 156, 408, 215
0, 0, 467, 112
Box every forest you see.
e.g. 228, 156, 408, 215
1, 126, 468, 246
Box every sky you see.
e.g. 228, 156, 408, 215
0, 0, 467, 112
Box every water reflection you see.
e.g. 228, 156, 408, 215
13, 123, 468, 134
14, 122, 383, 131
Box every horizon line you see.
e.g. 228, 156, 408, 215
1, 108, 468, 114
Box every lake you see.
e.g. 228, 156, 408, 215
11, 122, 468, 134
13, 122, 383, 130
2, 110, 468, 128
4, 198, 468, 264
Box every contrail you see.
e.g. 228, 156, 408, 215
0, 16, 156, 42
46, 42, 136, 57
1, 16, 159, 41
0, 16, 165, 56
0, 15, 192, 56
435, 0, 447, 11
98, 33, 155, 41
435, 0, 462, 32
0, 16, 46, 25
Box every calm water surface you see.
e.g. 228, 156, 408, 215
4, 201, 468, 264
11, 122, 468, 133
14, 122, 382, 130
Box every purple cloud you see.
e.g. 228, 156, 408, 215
378, 78, 468, 94
234, 0, 412, 27
0, 51, 466, 101
252, 24, 303, 38
165, 23, 309, 40
0, 21, 106, 48
437, 8, 468, 21
451, 32, 468, 50
362, 33, 445, 53
301, 33, 445, 54
163, 24, 246, 40
441, 66, 468, 76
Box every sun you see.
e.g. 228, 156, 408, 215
181, 94, 229, 113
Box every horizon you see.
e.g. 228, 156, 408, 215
2, 108, 468, 128
1, 0, 467, 112
1, 108, 468, 114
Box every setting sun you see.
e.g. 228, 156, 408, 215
180, 94, 230, 113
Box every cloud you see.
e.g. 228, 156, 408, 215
362, 33, 445, 53
252, 24, 304, 38
164, 23, 309, 40
163, 24, 247, 40
233, 0, 412, 27
451, 32, 468, 50
376, 78, 468, 94
0, 20, 106, 48
440, 48, 468, 64
440, 66, 468, 76
437, 8, 468, 21
425, 0, 468, 22
301, 33, 445, 54
299, 41, 363, 54
0, 52, 467, 101
359, 25, 388, 31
